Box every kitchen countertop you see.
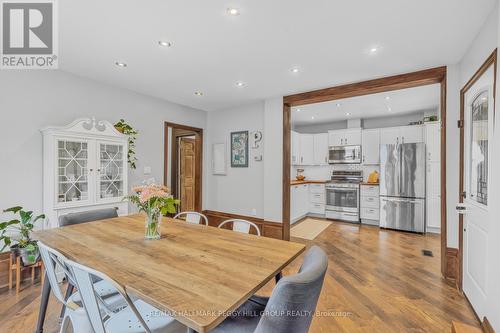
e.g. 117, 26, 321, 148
290, 180, 328, 185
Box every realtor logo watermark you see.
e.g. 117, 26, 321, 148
1, 0, 58, 69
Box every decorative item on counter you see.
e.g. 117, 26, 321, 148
408, 120, 424, 125
0, 206, 46, 266
296, 169, 305, 181
126, 183, 179, 240
114, 119, 139, 169
423, 115, 439, 122
367, 170, 379, 184
231, 131, 249, 167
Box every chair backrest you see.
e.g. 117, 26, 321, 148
64, 258, 153, 333
218, 219, 261, 236
254, 246, 328, 333
173, 211, 208, 225
59, 208, 118, 227
38, 242, 77, 306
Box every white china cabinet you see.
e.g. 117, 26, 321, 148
42, 118, 129, 228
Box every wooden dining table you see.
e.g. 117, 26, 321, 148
33, 214, 305, 333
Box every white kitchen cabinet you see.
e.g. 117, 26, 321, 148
343, 128, 362, 145
291, 130, 300, 165
360, 184, 379, 225
42, 118, 129, 228
329, 128, 362, 146
425, 121, 441, 233
425, 122, 441, 162
380, 127, 401, 145
299, 134, 314, 165
401, 125, 423, 143
361, 129, 380, 165
291, 184, 310, 223
379, 125, 423, 145
313, 133, 329, 165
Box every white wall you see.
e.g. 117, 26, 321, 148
0, 70, 206, 224
204, 102, 265, 217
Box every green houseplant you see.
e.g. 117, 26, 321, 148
0, 206, 45, 266
114, 119, 139, 169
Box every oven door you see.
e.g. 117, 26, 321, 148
326, 186, 359, 212
329, 146, 361, 164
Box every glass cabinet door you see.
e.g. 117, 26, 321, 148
57, 140, 89, 203
98, 142, 125, 200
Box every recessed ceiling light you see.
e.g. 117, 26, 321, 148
311, 116, 315, 120
227, 8, 240, 16
291, 67, 300, 74
194, 91, 204, 96
115, 61, 127, 68
345, 112, 351, 116
388, 107, 392, 112
235, 81, 245, 87
158, 41, 172, 47
385, 96, 390, 100
296, 108, 301, 112
336, 103, 342, 107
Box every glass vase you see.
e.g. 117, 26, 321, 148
145, 212, 161, 240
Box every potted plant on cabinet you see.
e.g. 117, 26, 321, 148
0, 206, 45, 266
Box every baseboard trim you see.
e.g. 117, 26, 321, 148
482, 317, 495, 333
202, 210, 283, 240
445, 247, 459, 284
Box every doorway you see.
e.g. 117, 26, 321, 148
458, 50, 496, 317
282, 67, 449, 277
164, 122, 203, 212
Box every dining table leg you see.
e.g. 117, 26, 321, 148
35, 275, 51, 333
275, 271, 283, 283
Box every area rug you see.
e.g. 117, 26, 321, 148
291, 218, 331, 240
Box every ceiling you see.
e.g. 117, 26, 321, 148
59, 0, 496, 111
291, 84, 440, 125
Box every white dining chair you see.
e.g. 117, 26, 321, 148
38, 242, 124, 333
218, 219, 261, 236
64, 258, 186, 333
173, 211, 208, 225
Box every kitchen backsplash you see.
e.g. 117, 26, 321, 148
292, 164, 380, 182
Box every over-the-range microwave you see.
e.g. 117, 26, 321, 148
329, 145, 362, 164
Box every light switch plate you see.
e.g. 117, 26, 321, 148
143, 166, 152, 175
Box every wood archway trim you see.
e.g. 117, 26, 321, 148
282, 66, 449, 277
164, 122, 203, 212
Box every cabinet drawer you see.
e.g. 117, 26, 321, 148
309, 183, 325, 193
360, 185, 379, 197
309, 203, 325, 214
309, 192, 325, 203
360, 207, 379, 220
360, 195, 379, 208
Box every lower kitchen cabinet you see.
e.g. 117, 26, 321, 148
291, 183, 326, 223
360, 184, 380, 225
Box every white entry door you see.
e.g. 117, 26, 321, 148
462, 65, 494, 319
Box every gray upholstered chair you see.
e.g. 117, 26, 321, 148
59, 208, 118, 227
211, 246, 328, 333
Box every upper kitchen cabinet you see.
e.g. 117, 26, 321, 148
361, 129, 380, 165
379, 125, 423, 145
328, 128, 361, 146
299, 134, 314, 165
313, 133, 329, 165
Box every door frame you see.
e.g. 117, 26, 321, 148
164, 122, 203, 212
282, 66, 449, 277
458, 49, 497, 290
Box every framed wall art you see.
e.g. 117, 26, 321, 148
230, 131, 249, 167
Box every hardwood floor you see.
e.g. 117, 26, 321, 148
0, 221, 479, 332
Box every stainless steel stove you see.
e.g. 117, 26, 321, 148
325, 170, 363, 223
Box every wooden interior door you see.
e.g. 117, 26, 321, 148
179, 138, 196, 212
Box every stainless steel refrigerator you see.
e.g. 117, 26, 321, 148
379, 143, 426, 233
